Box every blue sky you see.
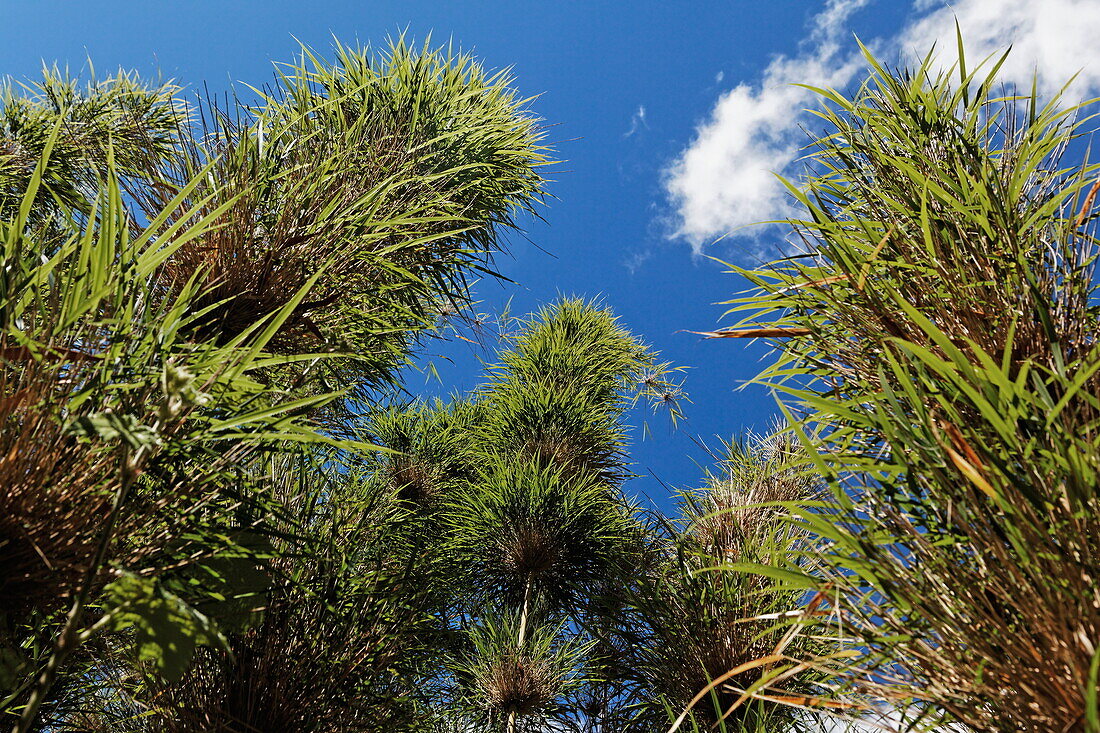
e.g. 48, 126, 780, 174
5, 0, 1099, 514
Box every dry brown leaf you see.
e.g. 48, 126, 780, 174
688, 327, 813, 339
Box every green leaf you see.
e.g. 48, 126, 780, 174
0, 643, 30, 692
713, 562, 821, 590
68, 413, 161, 450
102, 573, 228, 684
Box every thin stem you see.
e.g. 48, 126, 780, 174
506, 576, 533, 733
517, 576, 532, 649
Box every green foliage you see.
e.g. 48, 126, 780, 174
355, 299, 678, 732
0, 131, 357, 730
450, 609, 591, 730
137, 37, 550, 393
0, 65, 183, 219
722, 43, 1100, 731
140, 456, 444, 732
69, 413, 162, 451
102, 574, 227, 685
0, 136, 339, 619
493, 299, 658, 405
475, 299, 682, 485
368, 398, 482, 507
609, 429, 831, 731
0, 36, 551, 732
443, 460, 641, 612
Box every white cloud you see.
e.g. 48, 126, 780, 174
665, 0, 1100, 254
625, 104, 647, 137
901, 0, 1100, 100
665, 0, 871, 253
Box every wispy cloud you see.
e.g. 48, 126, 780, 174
664, 0, 1100, 255
623, 247, 653, 274
624, 104, 648, 137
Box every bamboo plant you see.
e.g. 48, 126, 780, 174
716, 42, 1100, 731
